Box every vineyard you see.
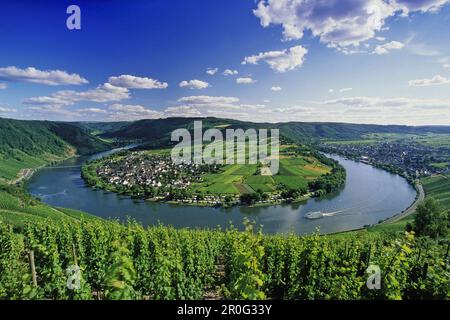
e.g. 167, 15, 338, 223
0, 218, 448, 300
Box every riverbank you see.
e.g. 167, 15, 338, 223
6, 153, 80, 186
380, 181, 424, 224
8, 167, 42, 185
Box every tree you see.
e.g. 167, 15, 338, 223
413, 198, 448, 239
447, 210, 450, 228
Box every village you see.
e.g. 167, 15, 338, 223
320, 140, 449, 179
94, 152, 219, 192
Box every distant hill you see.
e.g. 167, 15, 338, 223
71, 121, 130, 136
0, 117, 110, 180
101, 117, 450, 145
1, 115, 448, 181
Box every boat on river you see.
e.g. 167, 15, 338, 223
305, 211, 324, 219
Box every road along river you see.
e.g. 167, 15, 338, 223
27, 149, 417, 235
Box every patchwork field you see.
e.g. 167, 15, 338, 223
190, 155, 331, 195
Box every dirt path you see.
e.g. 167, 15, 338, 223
381, 180, 425, 224
8, 168, 39, 185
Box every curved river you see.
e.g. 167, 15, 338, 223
27, 149, 416, 235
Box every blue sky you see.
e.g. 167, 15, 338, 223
0, 0, 450, 125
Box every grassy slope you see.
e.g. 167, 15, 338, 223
0, 186, 97, 228
0, 117, 110, 180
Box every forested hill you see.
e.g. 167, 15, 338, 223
0, 118, 110, 180
101, 117, 450, 144
1, 115, 448, 180
276, 122, 450, 141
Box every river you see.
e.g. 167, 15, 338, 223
27, 149, 417, 235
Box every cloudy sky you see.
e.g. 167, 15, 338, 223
1, 0, 450, 125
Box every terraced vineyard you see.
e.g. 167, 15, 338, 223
422, 173, 450, 209
0, 185, 97, 227
0, 216, 448, 300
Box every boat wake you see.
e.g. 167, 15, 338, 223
38, 189, 68, 200
304, 209, 346, 220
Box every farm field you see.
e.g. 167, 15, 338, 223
190, 155, 331, 195
324, 133, 450, 148
421, 173, 450, 209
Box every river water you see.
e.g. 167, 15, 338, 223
27, 149, 416, 234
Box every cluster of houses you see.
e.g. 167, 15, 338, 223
176, 193, 287, 206
321, 141, 449, 178
96, 153, 219, 190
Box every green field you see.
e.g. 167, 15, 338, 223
325, 133, 450, 148
190, 155, 331, 195
0, 149, 60, 181
421, 173, 450, 209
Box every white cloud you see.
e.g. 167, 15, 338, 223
405, 36, 441, 56
394, 0, 450, 13
161, 95, 450, 125
0, 106, 16, 114
179, 79, 210, 89
271, 86, 282, 91
0, 66, 88, 86
78, 108, 107, 114
373, 41, 404, 54
108, 75, 168, 89
443, 64, 450, 68
408, 74, 450, 86
107, 104, 163, 120
236, 77, 257, 84
25, 103, 163, 122
33, 94, 446, 125
324, 96, 450, 109
24, 83, 130, 106
328, 89, 335, 93
253, 0, 450, 49
223, 69, 238, 76
25, 105, 78, 120
206, 68, 219, 75
164, 105, 202, 117
339, 87, 353, 93
298, 96, 450, 125
0, 83, 6, 89
165, 95, 266, 120
178, 95, 239, 105
242, 45, 308, 73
